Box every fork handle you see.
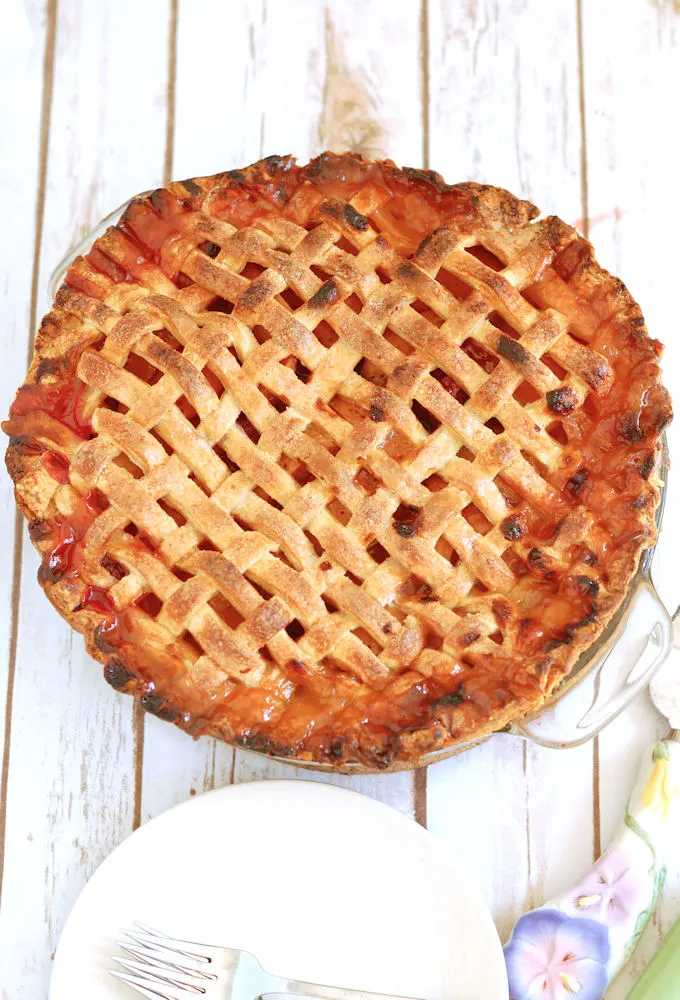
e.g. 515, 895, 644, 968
263, 980, 424, 1000
257, 983, 422, 1000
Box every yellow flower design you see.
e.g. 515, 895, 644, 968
640, 744, 679, 821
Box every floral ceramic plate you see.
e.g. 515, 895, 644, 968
504, 725, 680, 997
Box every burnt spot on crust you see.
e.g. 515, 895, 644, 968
639, 453, 655, 480
222, 155, 294, 194
7, 434, 36, 454
38, 550, 72, 585
141, 691, 179, 722
492, 598, 511, 625
28, 518, 52, 543
401, 166, 450, 191
528, 547, 544, 565
150, 189, 168, 212
394, 522, 417, 538
36, 356, 66, 380
553, 239, 593, 282
262, 154, 290, 175
569, 606, 599, 632
586, 360, 613, 391
225, 169, 246, 185
415, 226, 456, 263
497, 335, 528, 365
308, 279, 339, 308
543, 601, 600, 652
238, 281, 271, 312
326, 737, 346, 761
566, 468, 589, 495
630, 495, 652, 510
544, 636, 571, 652
347, 726, 403, 769
382, 622, 393, 635
650, 391, 673, 434
237, 731, 296, 758
501, 515, 525, 541
180, 178, 202, 196
343, 204, 369, 231
396, 261, 421, 282
303, 152, 334, 178
94, 624, 118, 655
617, 412, 645, 442
546, 387, 578, 415
462, 630, 481, 647
104, 658, 136, 690
369, 405, 384, 421
433, 683, 466, 708
576, 576, 600, 598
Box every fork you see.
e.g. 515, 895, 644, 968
111, 924, 426, 1000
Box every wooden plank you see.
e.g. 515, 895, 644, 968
580, 1, 680, 993
424, 0, 596, 942
139, 0, 277, 821
0, 0, 50, 909
140, 0, 424, 822
229, 0, 424, 812
0, 2, 171, 995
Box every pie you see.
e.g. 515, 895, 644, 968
3, 153, 672, 770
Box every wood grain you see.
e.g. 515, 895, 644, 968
0, 0, 53, 910
581, 0, 680, 993
140, 0, 425, 823
228, 0, 423, 810
0, 2, 171, 995
424, 0, 596, 944
1, 1, 680, 997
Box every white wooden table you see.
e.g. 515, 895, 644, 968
1, 2, 679, 997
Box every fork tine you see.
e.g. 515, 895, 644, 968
116, 938, 216, 978
109, 968, 178, 1000
133, 924, 212, 962
121, 925, 213, 964
113, 956, 208, 994
118, 932, 212, 972
116, 945, 216, 981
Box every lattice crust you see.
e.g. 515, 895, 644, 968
4, 154, 672, 769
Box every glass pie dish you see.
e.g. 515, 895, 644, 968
43, 192, 673, 775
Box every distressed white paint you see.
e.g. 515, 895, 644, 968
141, 0, 424, 822
1, 1, 679, 997
581, 0, 680, 993
0, 2, 171, 997
425, 0, 596, 946
0, 0, 46, 781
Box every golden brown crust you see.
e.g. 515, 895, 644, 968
3, 152, 671, 769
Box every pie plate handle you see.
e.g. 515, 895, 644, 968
47, 194, 142, 299
508, 573, 672, 749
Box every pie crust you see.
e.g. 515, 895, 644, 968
4, 153, 672, 769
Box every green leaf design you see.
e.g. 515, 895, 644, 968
624, 865, 667, 963
624, 812, 657, 872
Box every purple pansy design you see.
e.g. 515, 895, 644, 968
567, 845, 645, 927
504, 909, 610, 1000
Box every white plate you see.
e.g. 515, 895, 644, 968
50, 780, 507, 1000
